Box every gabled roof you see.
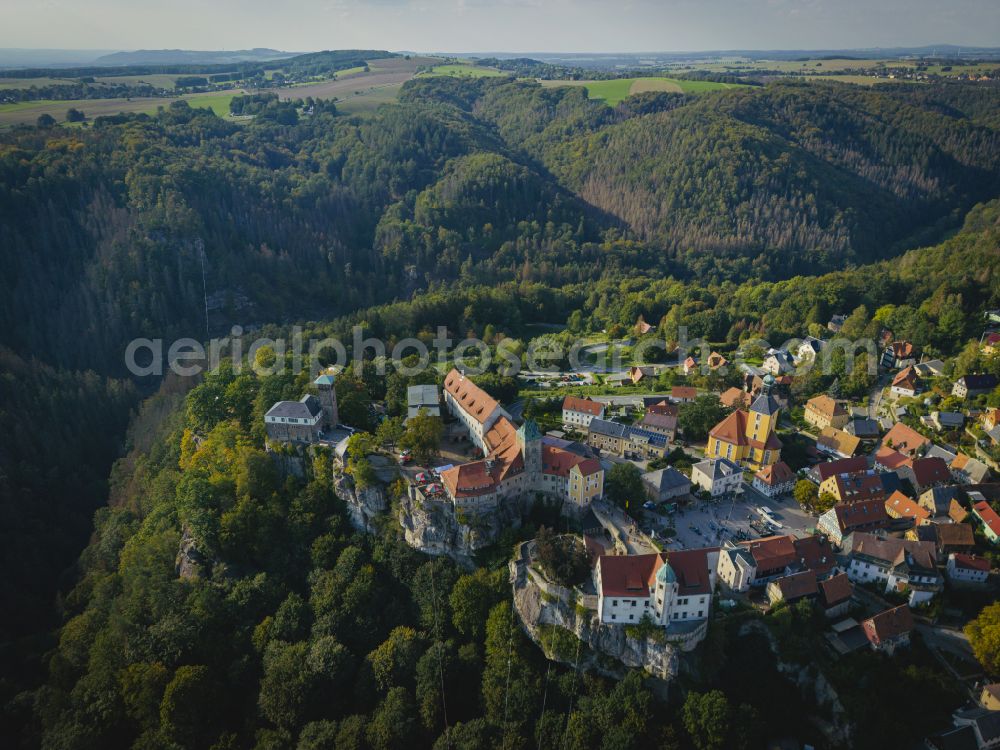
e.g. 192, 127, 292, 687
562, 395, 604, 417
885, 490, 930, 523
950, 553, 990, 572
265, 394, 323, 420
831, 499, 889, 532
816, 456, 869, 481
444, 368, 499, 425
956, 373, 999, 391
806, 395, 847, 419
892, 366, 920, 390
598, 553, 663, 597
719, 387, 751, 409
771, 570, 818, 600
755, 461, 795, 486
881, 422, 931, 457
671, 386, 698, 400
863, 605, 913, 645
694, 457, 741, 481
911, 457, 951, 488
709, 409, 748, 444
643, 467, 690, 493
818, 426, 861, 456
741, 534, 796, 572
819, 572, 853, 607
973, 500, 1000, 536
849, 532, 937, 570
646, 399, 679, 417
665, 547, 717, 595
886, 341, 916, 359
638, 412, 677, 433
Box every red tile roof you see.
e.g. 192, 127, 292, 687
598, 553, 663, 597
671, 386, 698, 400
832, 498, 889, 532
665, 547, 717, 595
816, 456, 869, 481
719, 387, 751, 409
755, 461, 795, 486
444, 369, 500, 425
885, 490, 931, 522
563, 395, 604, 417
951, 553, 990, 573
741, 534, 796, 572
881, 422, 931, 457
864, 605, 913, 646
819, 572, 853, 607
891, 366, 919, 390
911, 457, 950, 488
646, 400, 679, 417
772, 570, 818, 600
974, 501, 1000, 536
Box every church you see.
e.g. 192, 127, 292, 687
705, 374, 782, 471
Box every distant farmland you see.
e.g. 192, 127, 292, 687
421, 63, 504, 78
539, 76, 742, 105
0, 90, 239, 126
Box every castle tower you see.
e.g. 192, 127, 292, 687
314, 373, 338, 430
745, 373, 781, 469
517, 419, 542, 479
654, 559, 677, 625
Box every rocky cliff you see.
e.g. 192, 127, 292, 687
336, 473, 389, 533
397, 492, 525, 566
509, 550, 680, 682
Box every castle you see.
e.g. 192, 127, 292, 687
264, 372, 339, 444
440, 369, 604, 511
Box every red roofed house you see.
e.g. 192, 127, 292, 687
863, 605, 913, 655
817, 498, 890, 545
671, 385, 698, 402
818, 572, 854, 618
766, 570, 818, 606
884, 490, 931, 526
972, 498, 1000, 544
909, 457, 951, 494
716, 534, 835, 592
562, 395, 605, 429
881, 422, 931, 459
890, 366, 921, 398
595, 548, 719, 646
444, 369, 509, 453
881, 341, 918, 370
719, 387, 752, 409
947, 553, 990, 586
752, 461, 796, 497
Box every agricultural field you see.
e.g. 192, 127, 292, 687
94, 74, 182, 89
807, 74, 916, 86
0, 90, 239, 127
421, 63, 504, 78
540, 76, 742, 105
0, 76, 78, 89
334, 83, 406, 114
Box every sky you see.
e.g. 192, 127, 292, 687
4, 0, 1000, 54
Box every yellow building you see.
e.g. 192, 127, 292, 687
705, 376, 782, 471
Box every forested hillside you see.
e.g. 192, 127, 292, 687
2, 75, 1000, 749
10, 203, 998, 749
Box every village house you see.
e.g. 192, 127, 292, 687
971, 495, 1000, 544
844, 532, 942, 606
881, 422, 931, 458
670, 386, 698, 403
889, 366, 921, 398
645, 398, 679, 417
980, 684, 1000, 712
809, 455, 869, 485
925, 411, 964, 432
816, 426, 862, 459
587, 418, 670, 461
908, 522, 975, 556
594, 548, 719, 646
884, 490, 932, 526
406, 384, 440, 423
881, 341, 918, 370
845, 418, 880, 439
827, 314, 847, 333
951, 453, 991, 484
862, 604, 913, 655
817, 498, 890, 545
752, 461, 796, 497
642, 467, 691, 503
804, 395, 849, 431
982, 332, 1000, 355
719, 387, 752, 409
918, 484, 959, 516
766, 570, 818, 606
762, 349, 795, 375
795, 336, 825, 363
946, 553, 990, 586
636, 411, 677, 442
705, 375, 782, 471
953, 373, 999, 399
909, 458, 953, 495
691, 457, 743, 497
716, 534, 835, 592
818, 469, 901, 505
682, 356, 698, 376
561, 395, 605, 429
706, 351, 728, 370
627, 365, 658, 385
914, 359, 947, 378
982, 407, 1000, 431
818, 572, 854, 618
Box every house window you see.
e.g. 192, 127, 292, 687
629, 614, 634, 621
611, 614, 616, 621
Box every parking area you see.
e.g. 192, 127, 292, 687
639, 482, 822, 551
